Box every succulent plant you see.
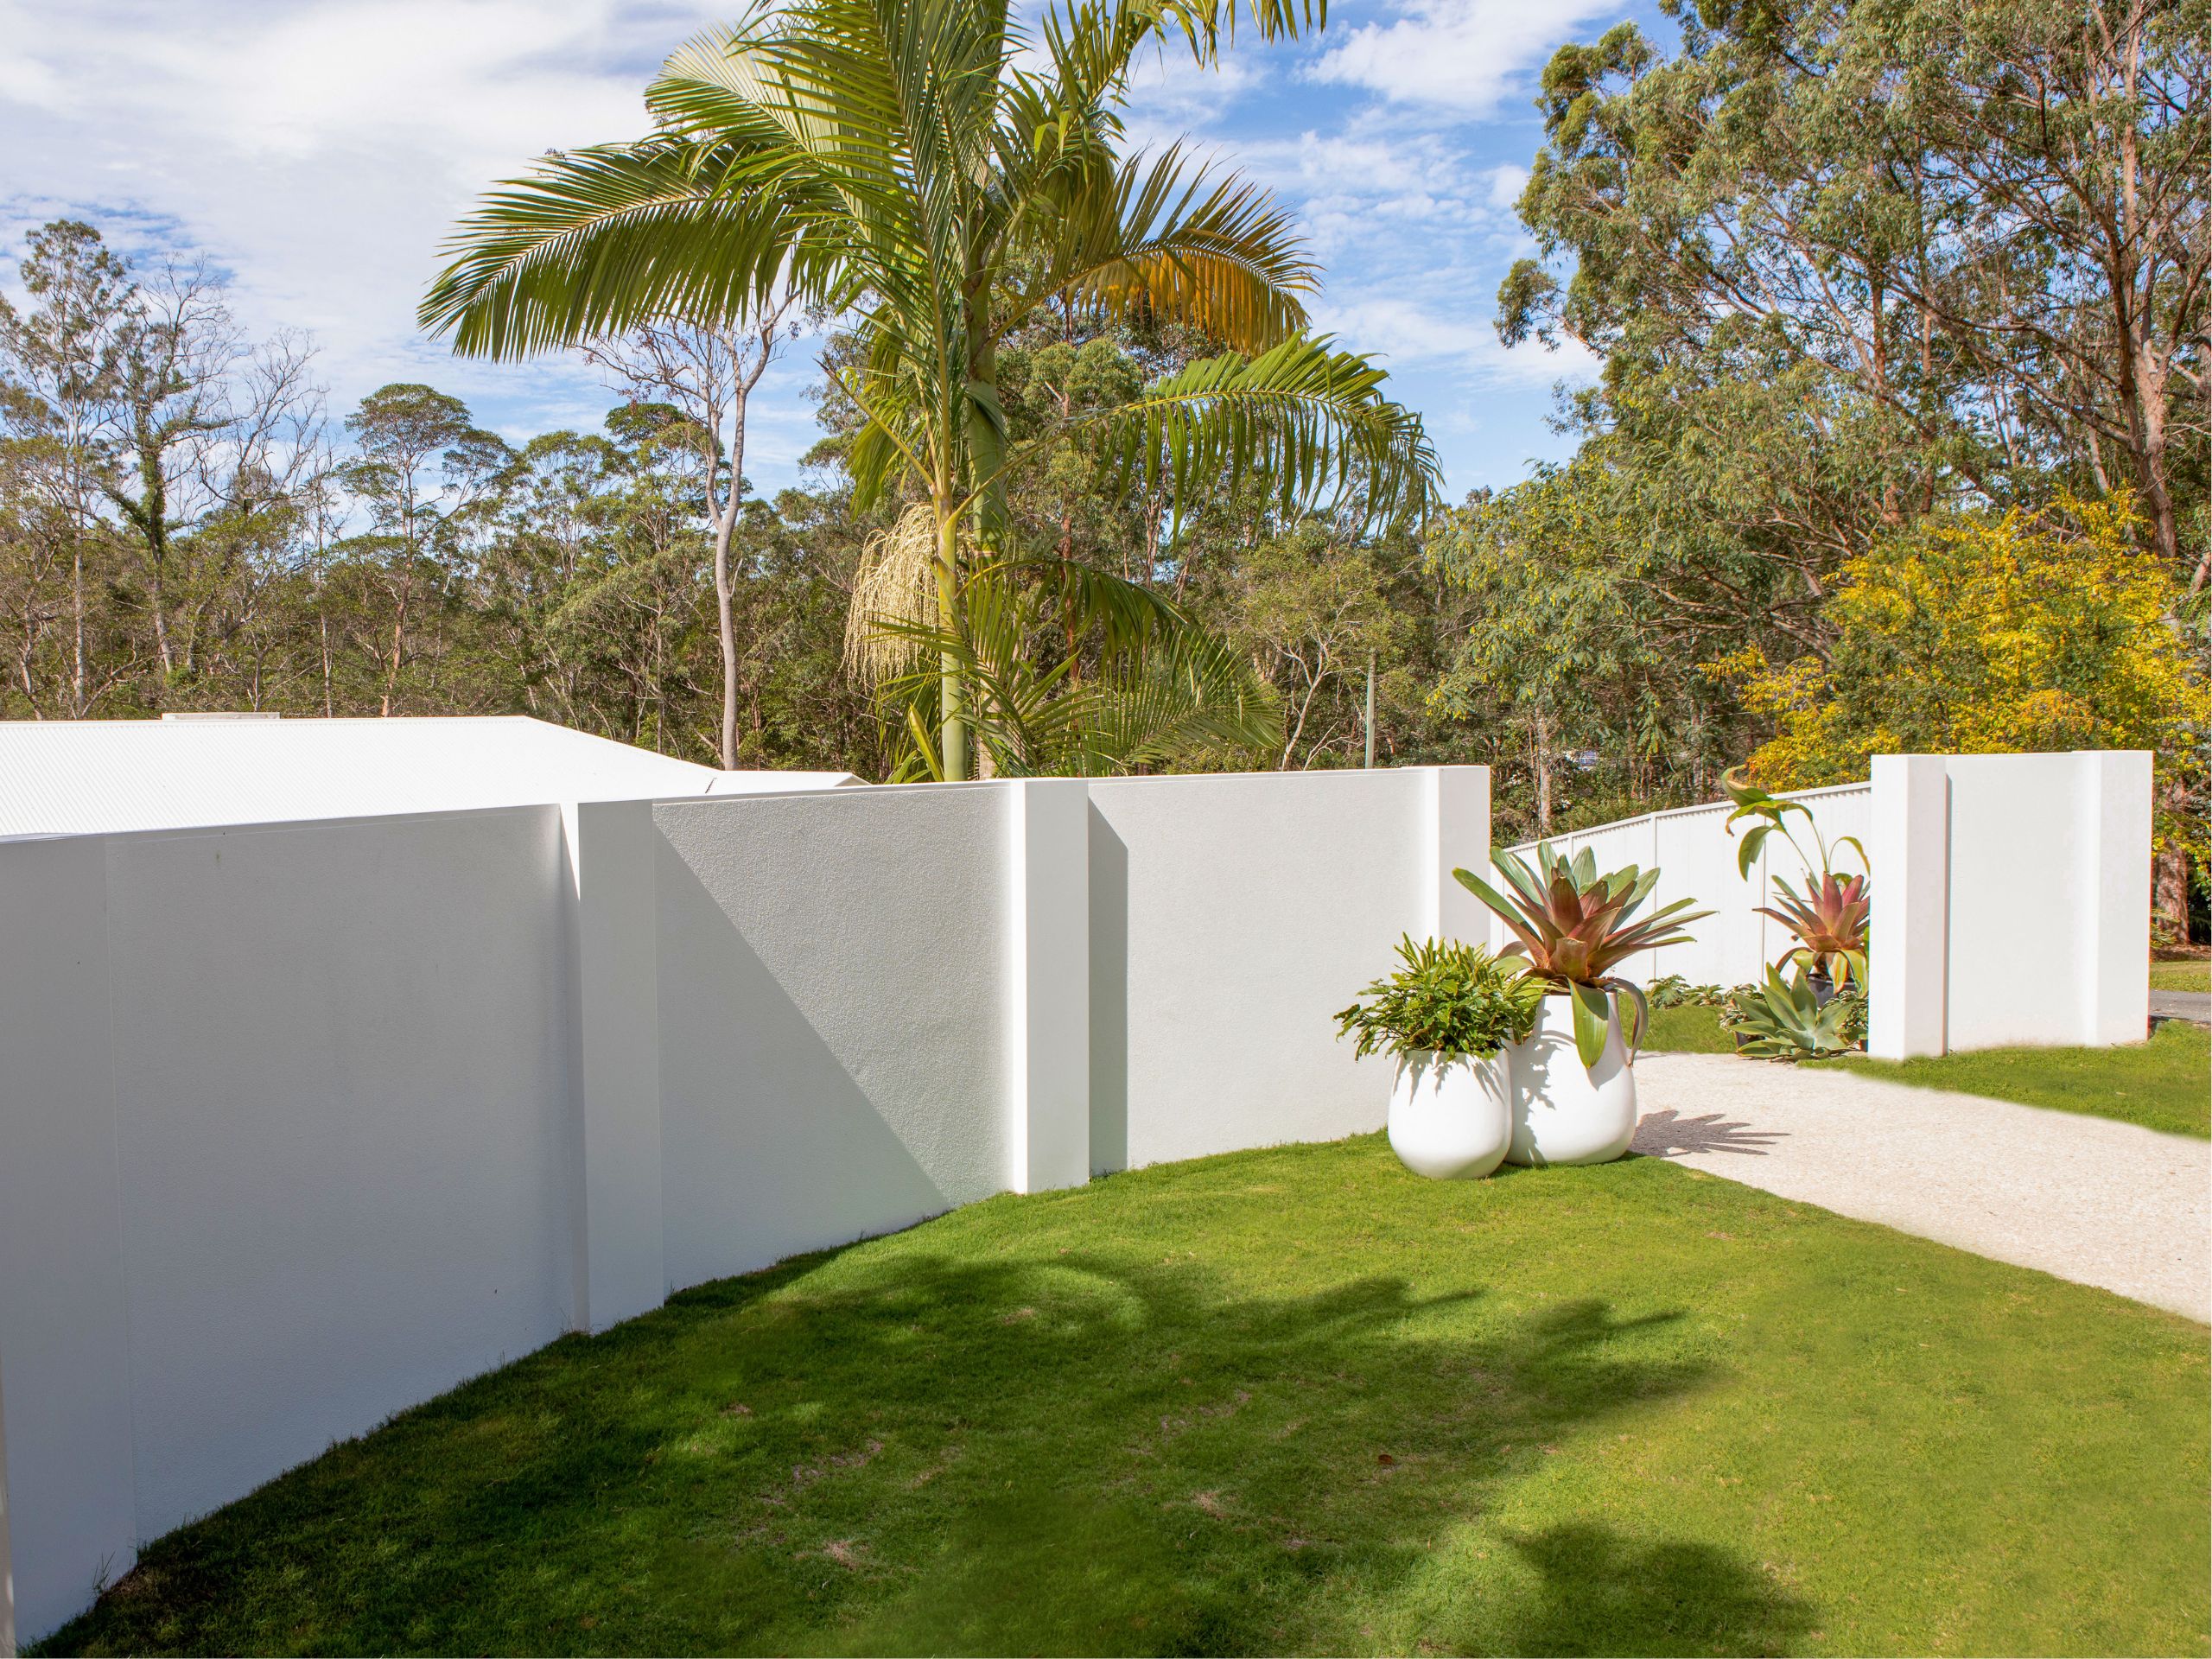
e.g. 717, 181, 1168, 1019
1758, 871, 1870, 988
1722, 967, 1866, 1059
1453, 844, 1713, 1068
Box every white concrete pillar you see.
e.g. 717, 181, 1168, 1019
0, 836, 140, 1650
1868, 754, 1949, 1059
1419, 765, 1492, 947
2080, 750, 2153, 1046
1007, 779, 1091, 1193
561, 801, 666, 1333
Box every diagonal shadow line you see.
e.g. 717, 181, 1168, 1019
1633, 1108, 1788, 1159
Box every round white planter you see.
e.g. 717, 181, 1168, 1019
1387, 1049, 1514, 1179
1502, 995, 1637, 1166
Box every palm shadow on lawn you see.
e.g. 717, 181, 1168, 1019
51, 1236, 1815, 1657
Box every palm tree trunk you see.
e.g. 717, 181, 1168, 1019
935, 499, 969, 782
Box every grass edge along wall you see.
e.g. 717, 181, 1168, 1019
0, 765, 1488, 1646
0, 750, 2152, 1643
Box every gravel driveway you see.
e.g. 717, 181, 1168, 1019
1632, 1053, 2210, 1323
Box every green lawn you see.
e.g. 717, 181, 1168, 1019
1645, 1005, 2209, 1139
42, 1138, 2207, 1657
2151, 957, 2210, 993
1643, 1002, 1738, 1054
1824, 1020, 2210, 1138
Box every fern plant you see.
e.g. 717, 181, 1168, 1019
1335, 937, 1546, 1063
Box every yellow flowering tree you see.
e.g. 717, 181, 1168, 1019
1706, 497, 2208, 932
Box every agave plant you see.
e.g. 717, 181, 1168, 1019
1722, 968, 1866, 1059
1453, 845, 1713, 1068
1759, 871, 1870, 988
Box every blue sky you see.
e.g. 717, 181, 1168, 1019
1, 0, 1645, 502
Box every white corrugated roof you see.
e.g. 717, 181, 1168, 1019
0, 716, 859, 838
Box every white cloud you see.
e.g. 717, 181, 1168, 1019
1311, 293, 1595, 388
1307, 0, 1615, 114
0, 0, 1611, 497
1, 0, 727, 439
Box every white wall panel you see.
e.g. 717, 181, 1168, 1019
1088, 768, 1481, 1169
650, 785, 1013, 1292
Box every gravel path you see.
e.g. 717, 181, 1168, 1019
1631, 1054, 2209, 1323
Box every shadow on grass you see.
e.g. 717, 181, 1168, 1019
47, 1228, 1807, 1656
1502, 1523, 1815, 1656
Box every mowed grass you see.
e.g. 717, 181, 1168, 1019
43, 1139, 2208, 1658
1645, 1004, 2209, 1138
2151, 957, 2210, 993
1825, 1020, 2210, 1138
1643, 1002, 1738, 1054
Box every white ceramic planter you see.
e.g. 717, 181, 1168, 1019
1502, 995, 1637, 1166
1387, 1049, 1514, 1179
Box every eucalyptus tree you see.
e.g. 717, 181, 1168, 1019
421, 0, 1438, 779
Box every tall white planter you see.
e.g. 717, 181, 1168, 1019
1388, 1049, 1514, 1179
1502, 995, 1637, 1166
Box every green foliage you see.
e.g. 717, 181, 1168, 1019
1454, 843, 1712, 1066
36, 1138, 2211, 1657
1720, 969, 1867, 1061
1647, 975, 1726, 1009
874, 556, 1281, 779
421, 0, 1438, 777
1333, 935, 1545, 1062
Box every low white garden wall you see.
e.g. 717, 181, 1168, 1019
1504, 752, 2152, 1058
0, 766, 1484, 1646
0, 750, 2151, 1643
0, 808, 579, 1651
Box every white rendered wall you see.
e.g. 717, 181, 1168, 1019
1087, 767, 1488, 1170
1913, 751, 2151, 1054
0, 808, 575, 1647
650, 784, 1016, 1293
1505, 754, 2152, 1058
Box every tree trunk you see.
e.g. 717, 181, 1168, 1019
70, 543, 87, 717
2154, 771, 2192, 942
711, 480, 742, 770
935, 499, 969, 782
1534, 705, 1554, 836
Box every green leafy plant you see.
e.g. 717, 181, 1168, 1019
1334, 936, 1546, 1063
1721, 766, 1869, 880
1453, 845, 1713, 1067
1721, 969, 1866, 1059
1649, 974, 1726, 1008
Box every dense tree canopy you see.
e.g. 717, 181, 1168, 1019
3, 0, 2202, 925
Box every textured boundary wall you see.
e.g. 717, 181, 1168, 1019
0, 754, 2146, 1642
0, 808, 577, 1652
1504, 753, 2152, 1058
0, 766, 1484, 1647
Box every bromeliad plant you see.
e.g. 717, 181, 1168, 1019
1453, 845, 1713, 1068
1723, 767, 1872, 988
1335, 937, 1546, 1064
1760, 871, 1871, 989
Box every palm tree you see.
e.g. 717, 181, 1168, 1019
421, 0, 1439, 779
